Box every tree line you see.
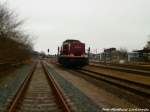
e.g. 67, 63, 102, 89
0, 3, 33, 64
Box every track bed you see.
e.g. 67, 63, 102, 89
7, 61, 71, 112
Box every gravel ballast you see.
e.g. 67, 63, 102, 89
46, 64, 101, 112
0, 64, 32, 111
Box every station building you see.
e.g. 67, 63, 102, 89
132, 49, 150, 63
99, 48, 128, 63
90, 41, 150, 64
128, 41, 150, 63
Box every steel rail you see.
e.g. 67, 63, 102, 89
89, 64, 150, 76
42, 61, 71, 112
76, 68, 150, 97
8, 61, 71, 112
7, 62, 37, 112
90, 61, 150, 71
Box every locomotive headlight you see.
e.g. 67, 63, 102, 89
70, 54, 74, 56
81, 54, 86, 57
81, 54, 88, 57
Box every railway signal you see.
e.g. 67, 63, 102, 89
88, 47, 90, 57
47, 49, 49, 55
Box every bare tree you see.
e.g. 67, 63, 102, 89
118, 48, 128, 61
145, 37, 150, 49
0, 3, 33, 64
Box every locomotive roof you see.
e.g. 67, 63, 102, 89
63, 39, 81, 44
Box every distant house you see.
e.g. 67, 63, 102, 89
99, 48, 119, 63
90, 40, 150, 64
128, 52, 139, 62
133, 48, 150, 63
104, 48, 117, 63
127, 40, 150, 63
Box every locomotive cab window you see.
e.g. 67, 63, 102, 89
63, 44, 68, 49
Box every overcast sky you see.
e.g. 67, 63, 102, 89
1, 0, 150, 54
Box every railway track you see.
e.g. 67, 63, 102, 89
75, 67, 150, 97
90, 61, 150, 71
49, 62, 150, 108
89, 63, 150, 76
7, 61, 71, 112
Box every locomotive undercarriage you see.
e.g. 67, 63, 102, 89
58, 56, 89, 67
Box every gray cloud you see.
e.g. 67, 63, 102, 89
2, 0, 150, 53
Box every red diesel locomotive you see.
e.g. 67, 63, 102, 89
58, 39, 89, 67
